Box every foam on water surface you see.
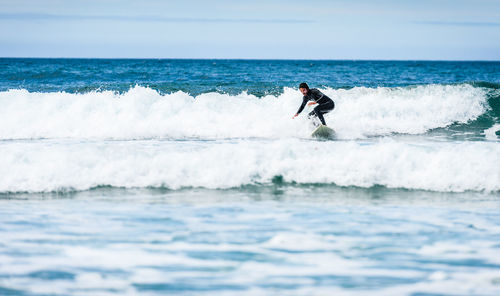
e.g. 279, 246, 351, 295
0, 138, 499, 193
0, 84, 491, 140
1, 195, 500, 296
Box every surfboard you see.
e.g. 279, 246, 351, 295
311, 125, 335, 139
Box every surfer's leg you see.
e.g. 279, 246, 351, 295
315, 109, 327, 125
313, 102, 334, 126
313, 106, 329, 125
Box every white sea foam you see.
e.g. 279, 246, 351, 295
484, 123, 500, 141
0, 84, 495, 193
1, 138, 499, 193
0, 84, 488, 140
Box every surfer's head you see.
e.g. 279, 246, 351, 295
299, 82, 309, 95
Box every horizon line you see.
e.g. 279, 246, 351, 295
1, 56, 499, 62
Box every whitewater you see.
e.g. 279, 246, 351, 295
0, 84, 490, 140
0, 83, 498, 193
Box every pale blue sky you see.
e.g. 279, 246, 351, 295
0, 0, 499, 60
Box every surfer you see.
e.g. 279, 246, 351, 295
292, 82, 335, 126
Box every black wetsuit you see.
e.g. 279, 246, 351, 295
296, 88, 335, 126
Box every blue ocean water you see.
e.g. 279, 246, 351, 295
1, 59, 500, 295
1, 58, 499, 95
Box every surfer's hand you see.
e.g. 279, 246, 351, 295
307, 102, 317, 106
292, 113, 298, 119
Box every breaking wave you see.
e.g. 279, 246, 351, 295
0, 83, 495, 140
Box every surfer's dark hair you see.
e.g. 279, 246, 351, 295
299, 82, 309, 89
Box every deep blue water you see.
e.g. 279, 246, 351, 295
1, 58, 499, 95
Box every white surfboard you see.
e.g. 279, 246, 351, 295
311, 125, 335, 139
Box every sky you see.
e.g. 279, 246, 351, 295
0, 0, 499, 60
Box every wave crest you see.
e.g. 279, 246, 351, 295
0, 84, 490, 140
1, 139, 499, 193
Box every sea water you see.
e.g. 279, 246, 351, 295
0, 59, 499, 295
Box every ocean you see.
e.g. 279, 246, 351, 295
0, 58, 499, 295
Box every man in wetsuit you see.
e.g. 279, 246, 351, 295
292, 82, 335, 126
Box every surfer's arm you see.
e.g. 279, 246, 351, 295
295, 97, 308, 115
307, 101, 317, 106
